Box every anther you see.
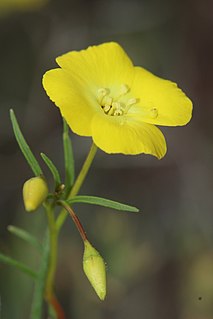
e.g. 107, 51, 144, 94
127, 98, 138, 106
98, 88, 109, 96
114, 109, 123, 116
124, 98, 138, 113
112, 102, 124, 116
97, 88, 110, 104
103, 105, 111, 113
112, 102, 121, 109
98, 85, 138, 117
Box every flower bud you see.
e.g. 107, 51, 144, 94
23, 176, 48, 212
83, 240, 106, 300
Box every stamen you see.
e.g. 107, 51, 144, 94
127, 98, 138, 106
97, 85, 138, 117
112, 101, 121, 109
114, 84, 130, 100
98, 88, 109, 96
124, 98, 138, 113
104, 96, 113, 106
108, 105, 115, 116
114, 109, 123, 116
97, 88, 110, 104
112, 102, 124, 116
103, 105, 111, 113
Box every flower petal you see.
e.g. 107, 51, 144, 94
56, 42, 135, 89
130, 67, 193, 126
43, 69, 97, 136
91, 114, 167, 158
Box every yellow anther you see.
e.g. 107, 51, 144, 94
127, 98, 138, 106
97, 88, 110, 103
108, 106, 115, 116
103, 105, 111, 113
112, 102, 124, 116
125, 98, 137, 113
114, 109, 123, 116
98, 85, 138, 117
98, 88, 109, 96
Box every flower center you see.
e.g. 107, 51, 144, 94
97, 84, 138, 116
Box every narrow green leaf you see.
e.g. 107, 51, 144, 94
63, 118, 74, 196
10, 109, 42, 176
0, 252, 37, 279
41, 153, 61, 189
7, 225, 42, 253
66, 195, 140, 213
30, 230, 49, 319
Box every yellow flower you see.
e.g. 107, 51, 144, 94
43, 42, 192, 158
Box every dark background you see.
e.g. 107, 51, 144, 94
0, 0, 213, 318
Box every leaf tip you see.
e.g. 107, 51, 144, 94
7, 225, 13, 232
9, 108, 15, 119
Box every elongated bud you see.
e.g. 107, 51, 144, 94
23, 176, 48, 212
83, 240, 106, 301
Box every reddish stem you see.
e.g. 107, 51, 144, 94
59, 201, 87, 241
48, 294, 66, 319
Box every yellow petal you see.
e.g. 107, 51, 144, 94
130, 67, 193, 126
91, 113, 167, 158
56, 42, 134, 88
43, 43, 135, 137
43, 69, 96, 136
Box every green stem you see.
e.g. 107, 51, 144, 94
45, 203, 58, 299
43, 142, 97, 318
44, 202, 66, 319
56, 142, 97, 231
69, 142, 97, 198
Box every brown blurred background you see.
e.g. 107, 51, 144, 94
0, 0, 213, 318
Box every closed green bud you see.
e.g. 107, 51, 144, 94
23, 176, 48, 212
83, 240, 106, 301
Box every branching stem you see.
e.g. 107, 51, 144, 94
56, 142, 97, 231
44, 142, 97, 318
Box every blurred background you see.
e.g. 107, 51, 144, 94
0, 0, 213, 318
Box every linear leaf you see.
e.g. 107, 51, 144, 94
10, 109, 42, 176
66, 195, 140, 213
7, 225, 42, 253
41, 153, 61, 189
30, 230, 49, 319
0, 252, 37, 279
63, 118, 74, 196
